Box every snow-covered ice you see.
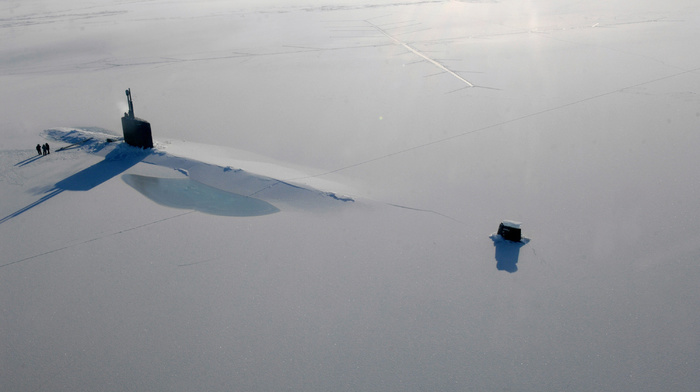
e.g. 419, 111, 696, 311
2, 1, 700, 391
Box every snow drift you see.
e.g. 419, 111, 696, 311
43, 127, 355, 215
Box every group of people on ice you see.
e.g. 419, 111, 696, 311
36, 143, 50, 156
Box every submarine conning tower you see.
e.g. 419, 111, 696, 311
121, 88, 153, 148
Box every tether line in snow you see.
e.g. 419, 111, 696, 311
365, 19, 475, 88
0, 211, 194, 269
286, 66, 700, 182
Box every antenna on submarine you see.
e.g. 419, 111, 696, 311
126, 88, 134, 118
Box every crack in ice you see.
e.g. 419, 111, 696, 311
365, 19, 475, 88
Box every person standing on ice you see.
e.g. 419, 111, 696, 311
45, 143, 50, 154
36, 144, 41, 155
41, 144, 46, 155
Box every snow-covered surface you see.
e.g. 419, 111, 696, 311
2, 1, 700, 391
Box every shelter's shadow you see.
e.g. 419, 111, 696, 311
491, 236, 530, 273
0, 147, 147, 225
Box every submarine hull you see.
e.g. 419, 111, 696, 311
121, 116, 153, 148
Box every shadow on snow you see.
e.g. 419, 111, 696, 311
14, 154, 45, 167
491, 235, 530, 273
0, 147, 147, 225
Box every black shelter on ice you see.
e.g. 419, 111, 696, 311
121, 88, 153, 148
497, 220, 522, 242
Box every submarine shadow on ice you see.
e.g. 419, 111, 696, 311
57, 148, 147, 191
122, 174, 279, 217
1, 146, 147, 225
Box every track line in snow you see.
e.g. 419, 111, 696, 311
365, 19, 475, 88
285, 66, 700, 181
387, 203, 465, 224
177, 256, 222, 267
0, 211, 194, 269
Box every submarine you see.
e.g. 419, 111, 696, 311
121, 88, 153, 148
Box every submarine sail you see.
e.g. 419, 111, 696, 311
121, 88, 153, 148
